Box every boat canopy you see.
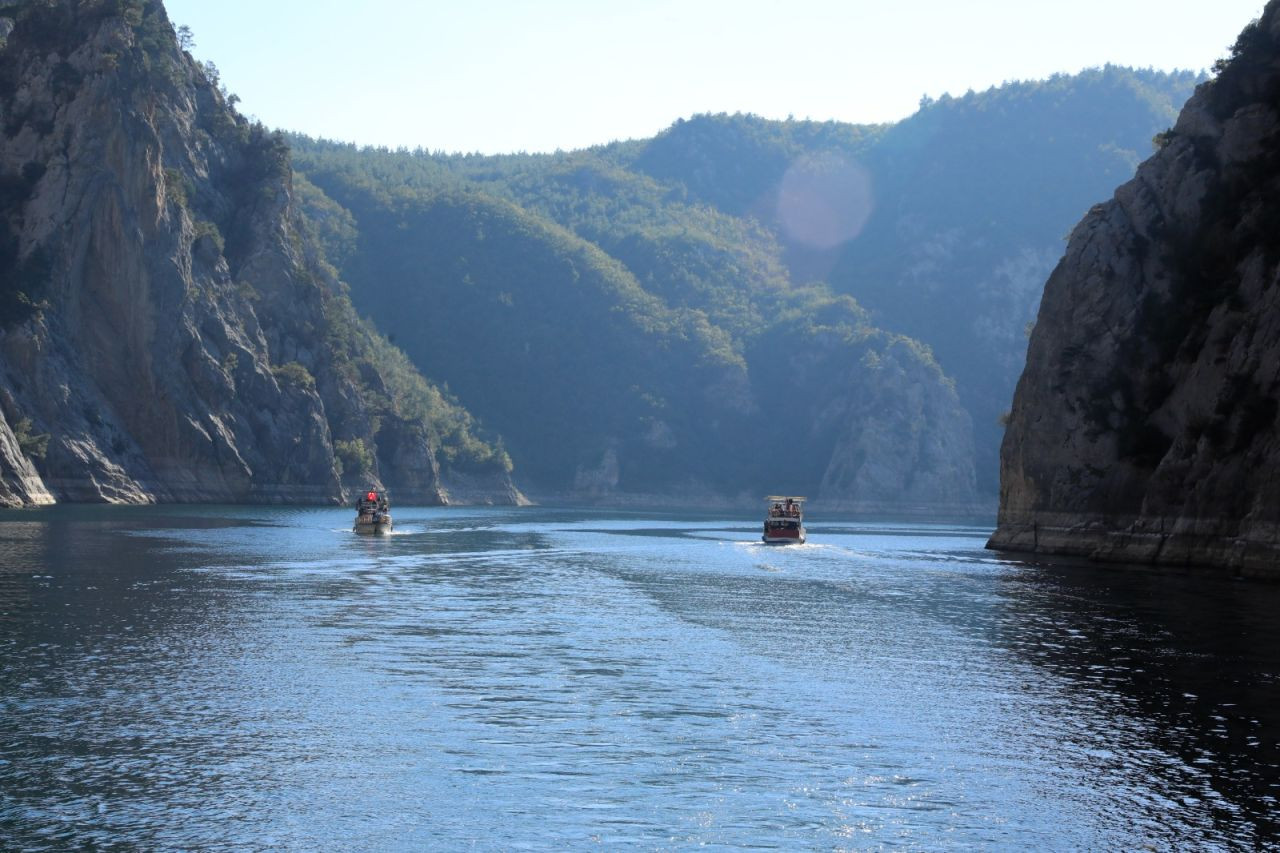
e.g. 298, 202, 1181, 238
766, 496, 804, 519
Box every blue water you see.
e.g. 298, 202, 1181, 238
1, 505, 1277, 849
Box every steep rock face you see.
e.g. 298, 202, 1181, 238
0, 403, 53, 505
0, 0, 519, 506
818, 339, 977, 512
989, 2, 1280, 576
733, 318, 978, 513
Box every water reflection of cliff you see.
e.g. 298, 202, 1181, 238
0, 510, 231, 635
995, 556, 1280, 846
0, 509, 261, 847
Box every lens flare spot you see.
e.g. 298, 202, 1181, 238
777, 154, 874, 249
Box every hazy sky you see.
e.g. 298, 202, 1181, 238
162, 0, 1266, 154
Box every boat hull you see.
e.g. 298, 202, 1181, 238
353, 515, 393, 535
762, 526, 805, 545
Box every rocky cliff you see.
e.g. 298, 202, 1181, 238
989, 2, 1280, 577
0, 0, 521, 507
817, 339, 977, 513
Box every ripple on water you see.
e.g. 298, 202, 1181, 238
0, 508, 1278, 849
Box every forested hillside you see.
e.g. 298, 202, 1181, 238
293, 152, 975, 506
289, 65, 1199, 504
827, 68, 1203, 490
622, 68, 1201, 490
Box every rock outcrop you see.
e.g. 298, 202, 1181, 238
818, 338, 979, 514
0, 0, 521, 506
989, 1, 1280, 577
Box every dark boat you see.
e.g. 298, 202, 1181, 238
353, 489, 392, 535
762, 496, 806, 544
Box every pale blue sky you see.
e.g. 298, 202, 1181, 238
162, 0, 1266, 154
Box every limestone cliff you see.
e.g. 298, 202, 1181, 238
0, 0, 520, 506
989, 1, 1280, 576
818, 339, 978, 513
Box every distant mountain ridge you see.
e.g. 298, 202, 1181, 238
290, 65, 1200, 507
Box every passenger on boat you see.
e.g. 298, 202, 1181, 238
357, 490, 385, 516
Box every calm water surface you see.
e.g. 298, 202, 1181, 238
1, 506, 1278, 849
